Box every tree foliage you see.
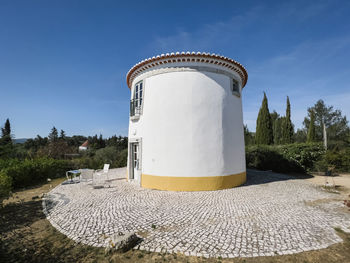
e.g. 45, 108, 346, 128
105, 135, 128, 151
1, 119, 11, 137
88, 134, 106, 149
48, 127, 58, 142
0, 170, 12, 202
246, 143, 325, 173
275, 117, 285, 145
256, 93, 273, 145
281, 96, 294, 144
294, 128, 307, 143
303, 99, 349, 143
307, 110, 316, 143
24, 135, 48, 153
59, 129, 66, 140
270, 111, 283, 145
243, 125, 255, 146
0, 119, 13, 158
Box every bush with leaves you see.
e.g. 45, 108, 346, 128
315, 148, 350, 173
112, 148, 128, 168
278, 143, 325, 172
0, 171, 12, 202
1, 158, 73, 189
246, 145, 303, 173
73, 147, 128, 170
94, 146, 119, 164
246, 143, 325, 173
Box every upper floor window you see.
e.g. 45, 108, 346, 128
130, 81, 143, 117
231, 79, 240, 97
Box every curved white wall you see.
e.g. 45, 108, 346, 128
127, 62, 246, 191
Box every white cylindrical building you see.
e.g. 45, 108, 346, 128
126, 52, 248, 191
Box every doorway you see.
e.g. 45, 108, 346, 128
130, 142, 139, 180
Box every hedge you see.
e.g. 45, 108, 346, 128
246, 143, 325, 174
316, 148, 350, 173
0, 171, 12, 202
72, 148, 128, 170
0, 158, 74, 189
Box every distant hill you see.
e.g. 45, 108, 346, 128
14, 138, 28, 144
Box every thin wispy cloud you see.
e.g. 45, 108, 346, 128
248, 37, 350, 107
148, 1, 349, 132
1, 1, 349, 137
245, 35, 350, 131
150, 2, 331, 54
151, 6, 263, 53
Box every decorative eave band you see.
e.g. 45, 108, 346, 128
126, 52, 248, 89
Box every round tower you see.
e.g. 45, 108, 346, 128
126, 52, 248, 191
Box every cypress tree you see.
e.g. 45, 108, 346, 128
60, 129, 66, 140
48, 127, 58, 142
0, 118, 13, 157
0, 118, 12, 145
281, 96, 294, 144
307, 110, 316, 143
274, 117, 284, 145
256, 92, 273, 145
243, 125, 255, 146
1, 118, 11, 137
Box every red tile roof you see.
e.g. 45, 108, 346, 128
126, 52, 248, 89
81, 140, 89, 147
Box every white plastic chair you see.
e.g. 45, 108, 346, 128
93, 164, 110, 188
79, 169, 94, 182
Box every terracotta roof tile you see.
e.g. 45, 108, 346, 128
126, 52, 248, 89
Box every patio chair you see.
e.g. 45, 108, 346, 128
65, 170, 81, 183
79, 169, 94, 182
92, 164, 110, 188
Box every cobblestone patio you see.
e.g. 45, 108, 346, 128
43, 168, 350, 258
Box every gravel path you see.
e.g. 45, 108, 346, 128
43, 168, 350, 258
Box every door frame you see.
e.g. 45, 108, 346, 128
128, 138, 142, 181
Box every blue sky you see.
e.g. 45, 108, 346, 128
1, 0, 349, 138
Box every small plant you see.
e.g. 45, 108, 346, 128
137, 253, 144, 258
334, 227, 344, 233
151, 224, 157, 229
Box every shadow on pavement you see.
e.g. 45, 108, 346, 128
244, 169, 313, 186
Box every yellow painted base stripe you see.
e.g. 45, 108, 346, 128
141, 172, 246, 191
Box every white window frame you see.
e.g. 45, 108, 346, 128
231, 78, 241, 97
130, 80, 145, 119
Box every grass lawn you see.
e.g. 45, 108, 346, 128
1, 178, 350, 263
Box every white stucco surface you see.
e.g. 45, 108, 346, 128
127, 55, 247, 187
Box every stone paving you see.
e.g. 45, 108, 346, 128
43, 168, 350, 258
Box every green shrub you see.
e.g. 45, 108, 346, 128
1, 158, 73, 189
0, 171, 12, 201
0, 158, 21, 170
246, 145, 304, 173
278, 143, 325, 172
112, 149, 128, 168
94, 146, 119, 165
73, 147, 128, 170
72, 156, 103, 170
246, 143, 325, 174
316, 148, 350, 173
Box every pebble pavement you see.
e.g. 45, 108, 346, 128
43, 168, 350, 258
